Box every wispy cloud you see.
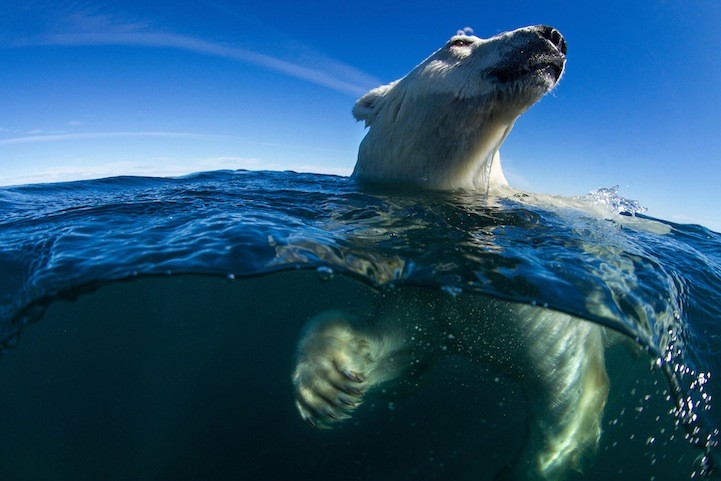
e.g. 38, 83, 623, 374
0, 131, 355, 156
8, 10, 378, 96
0, 131, 235, 145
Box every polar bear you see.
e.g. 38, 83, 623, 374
292, 26, 609, 481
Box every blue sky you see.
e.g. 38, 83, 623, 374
1, 1, 719, 232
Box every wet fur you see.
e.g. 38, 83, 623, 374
291, 26, 608, 481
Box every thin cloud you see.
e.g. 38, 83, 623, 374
25, 129, 67, 135
0, 131, 355, 156
9, 10, 377, 96
0, 131, 236, 145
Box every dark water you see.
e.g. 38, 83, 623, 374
0, 169, 719, 480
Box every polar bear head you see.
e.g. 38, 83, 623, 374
352, 25, 567, 191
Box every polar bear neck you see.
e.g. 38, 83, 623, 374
352, 91, 515, 192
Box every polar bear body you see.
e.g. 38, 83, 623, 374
292, 26, 610, 481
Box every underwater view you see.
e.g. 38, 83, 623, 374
0, 169, 719, 480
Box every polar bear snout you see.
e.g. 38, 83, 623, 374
535, 25, 567, 81
536, 25, 567, 56
488, 25, 567, 87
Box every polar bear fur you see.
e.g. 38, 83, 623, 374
292, 26, 609, 481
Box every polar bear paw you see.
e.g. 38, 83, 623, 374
291, 315, 380, 428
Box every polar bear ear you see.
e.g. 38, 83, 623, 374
352, 82, 397, 125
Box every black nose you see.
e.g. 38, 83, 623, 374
537, 25, 567, 55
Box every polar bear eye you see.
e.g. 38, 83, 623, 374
451, 38, 472, 48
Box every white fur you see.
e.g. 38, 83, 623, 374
292, 26, 609, 481
351, 26, 565, 191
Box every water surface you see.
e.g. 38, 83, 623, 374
1, 170, 719, 480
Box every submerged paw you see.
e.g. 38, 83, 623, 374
293, 360, 367, 428
292, 319, 375, 428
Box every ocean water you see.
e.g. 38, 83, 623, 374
0, 169, 719, 481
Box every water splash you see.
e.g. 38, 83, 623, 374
583, 185, 648, 216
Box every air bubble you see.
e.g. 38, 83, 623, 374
316, 266, 334, 281
441, 285, 462, 298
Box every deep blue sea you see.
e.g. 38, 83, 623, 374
0, 169, 719, 481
